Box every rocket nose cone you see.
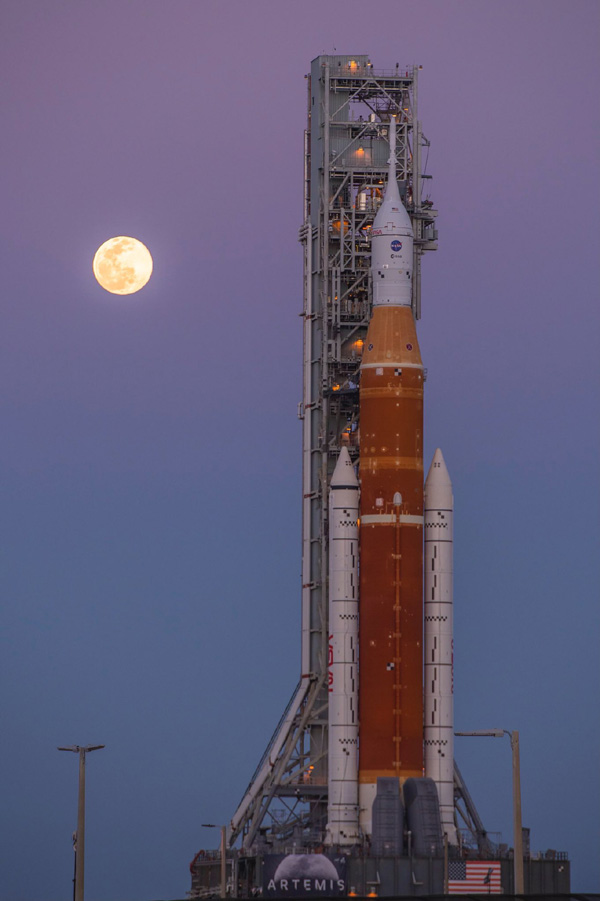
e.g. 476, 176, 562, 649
330, 446, 358, 488
372, 189, 413, 234
424, 448, 453, 506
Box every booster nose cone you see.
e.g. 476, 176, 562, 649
424, 448, 453, 508
330, 446, 358, 488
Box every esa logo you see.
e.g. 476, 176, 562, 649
391, 240, 402, 252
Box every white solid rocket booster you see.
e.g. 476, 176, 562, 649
424, 448, 458, 844
327, 447, 360, 845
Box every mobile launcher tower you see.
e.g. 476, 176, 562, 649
190, 55, 569, 898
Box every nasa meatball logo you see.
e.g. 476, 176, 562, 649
390, 239, 402, 251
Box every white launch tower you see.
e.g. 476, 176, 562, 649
229, 54, 488, 855
230, 56, 437, 849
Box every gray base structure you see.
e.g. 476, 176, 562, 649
190, 851, 571, 898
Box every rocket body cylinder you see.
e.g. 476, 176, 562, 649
327, 447, 360, 845
424, 449, 457, 844
358, 117, 424, 834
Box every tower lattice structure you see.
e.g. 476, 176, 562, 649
229, 54, 438, 851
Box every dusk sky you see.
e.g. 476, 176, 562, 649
1, 2, 598, 899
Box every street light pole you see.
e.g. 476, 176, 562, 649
510, 730, 524, 895
454, 730, 524, 894
58, 745, 105, 901
202, 823, 228, 897
220, 825, 227, 898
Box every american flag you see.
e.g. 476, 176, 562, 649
448, 861, 502, 894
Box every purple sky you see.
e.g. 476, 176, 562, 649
1, 2, 598, 898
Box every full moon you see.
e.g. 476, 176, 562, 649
93, 236, 153, 295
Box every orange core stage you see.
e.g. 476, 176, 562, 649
359, 304, 424, 790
